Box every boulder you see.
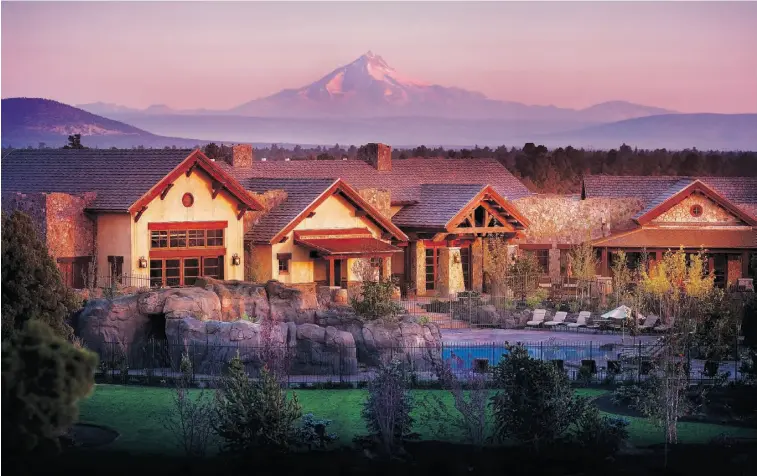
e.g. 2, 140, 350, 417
353, 319, 442, 368
292, 323, 358, 375
316, 286, 350, 308
195, 278, 269, 321
162, 288, 222, 320
77, 295, 152, 358
265, 280, 318, 324
165, 318, 291, 374
471, 304, 500, 326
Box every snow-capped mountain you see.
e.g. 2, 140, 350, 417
230, 51, 591, 119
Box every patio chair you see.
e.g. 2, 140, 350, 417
526, 309, 547, 327
544, 311, 568, 328
567, 311, 590, 329
653, 315, 675, 333
638, 315, 659, 332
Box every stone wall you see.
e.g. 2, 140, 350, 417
513, 195, 644, 245
45, 192, 97, 260
358, 188, 392, 218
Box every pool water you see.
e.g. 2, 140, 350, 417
441, 344, 616, 369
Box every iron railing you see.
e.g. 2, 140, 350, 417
91, 338, 745, 387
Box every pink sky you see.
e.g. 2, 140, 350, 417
2, 1, 756, 113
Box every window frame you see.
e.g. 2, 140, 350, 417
150, 228, 225, 250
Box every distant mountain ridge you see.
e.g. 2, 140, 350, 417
77, 51, 676, 122
1, 98, 208, 148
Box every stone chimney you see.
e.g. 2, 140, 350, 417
230, 144, 253, 168
360, 143, 392, 171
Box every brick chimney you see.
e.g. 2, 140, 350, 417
230, 144, 253, 168
360, 143, 392, 171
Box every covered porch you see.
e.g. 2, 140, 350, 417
293, 229, 404, 287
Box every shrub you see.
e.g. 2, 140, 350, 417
160, 378, 215, 457
294, 413, 338, 450
573, 405, 629, 457
350, 280, 404, 321
1, 211, 78, 339
491, 345, 588, 451
360, 359, 417, 455
611, 381, 648, 408
418, 315, 431, 326
214, 354, 302, 455
2, 320, 97, 456
525, 288, 549, 309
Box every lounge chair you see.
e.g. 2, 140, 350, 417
653, 316, 675, 333
638, 315, 659, 332
567, 311, 591, 329
526, 309, 547, 327
544, 311, 568, 327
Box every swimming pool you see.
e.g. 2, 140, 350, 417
441, 343, 616, 369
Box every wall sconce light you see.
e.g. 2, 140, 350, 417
231, 253, 241, 266
138, 256, 148, 268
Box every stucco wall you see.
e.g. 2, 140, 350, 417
96, 213, 132, 277
248, 243, 273, 282
513, 195, 645, 245
132, 168, 245, 280
652, 193, 742, 224
270, 193, 385, 284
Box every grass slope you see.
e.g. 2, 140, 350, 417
78, 384, 756, 455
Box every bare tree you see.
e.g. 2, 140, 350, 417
160, 377, 215, 457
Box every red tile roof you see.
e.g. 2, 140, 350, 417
221, 157, 532, 204
592, 227, 757, 249
294, 236, 402, 256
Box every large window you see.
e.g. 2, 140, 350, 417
150, 256, 223, 288
425, 248, 437, 290
525, 248, 549, 275
151, 228, 224, 249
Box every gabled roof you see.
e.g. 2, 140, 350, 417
633, 179, 757, 226
2, 148, 194, 211
0, 148, 262, 214
582, 175, 757, 220
220, 157, 533, 204
392, 184, 530, 231
128, 149, 262, 214
245, 178, 408, 244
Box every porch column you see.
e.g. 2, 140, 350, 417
471, 237, 484, 293
742, 251, 750, 279
600, 247, 609, 277
329, 258, 335, 286
381, 256, 392, 282
409, 241, 426, 296
548, 246, 561, 279
437, 247, 465, 298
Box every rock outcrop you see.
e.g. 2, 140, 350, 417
76, 279, 441, 377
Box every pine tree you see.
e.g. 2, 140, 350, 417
1, 211, 77, 339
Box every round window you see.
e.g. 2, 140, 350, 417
690, 204, 703, 218
182, 193, 194, 208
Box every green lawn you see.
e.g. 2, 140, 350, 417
78, 384, 757, 455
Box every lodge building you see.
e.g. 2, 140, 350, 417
2, 144, 756, 295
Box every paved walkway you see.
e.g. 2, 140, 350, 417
441, 327, 659, 345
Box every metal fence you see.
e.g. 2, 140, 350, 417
92, 338, 746, 388
94, 274, 151, 290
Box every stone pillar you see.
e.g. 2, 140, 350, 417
437, 247, 465, 298
548, 247, 561, 279
409, 241, 426, 296
471, 237, 484, 293
727, 255, 742, 285
381, 256, 392, 281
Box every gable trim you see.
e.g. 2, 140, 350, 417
267, 179, 409, 245
128, 149, 263, 215
445, 185, 531, 232
635, 180, 757, 226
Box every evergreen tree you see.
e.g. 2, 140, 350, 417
1, 211, 77, 339
2, 320, 97, 457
